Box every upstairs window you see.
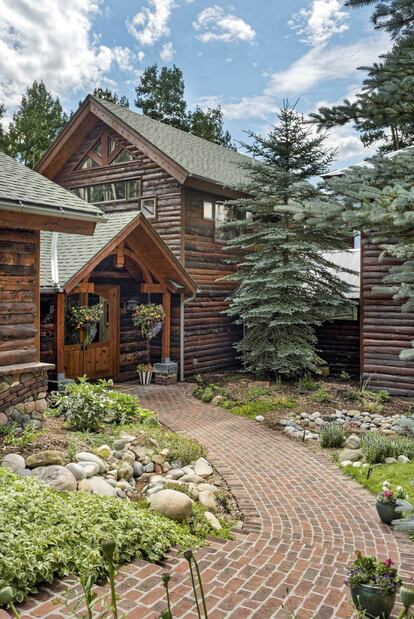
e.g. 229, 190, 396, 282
140, 197, 156, 218
203, 201, 214, 220
72, 179, 140, 204
111, 149, 134, 164
79, 155, 99, 170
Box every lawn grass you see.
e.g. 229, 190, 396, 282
343, 462, 414, 504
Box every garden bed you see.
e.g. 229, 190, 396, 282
0, 380, 239, 607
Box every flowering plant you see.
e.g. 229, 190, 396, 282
346, 552, 402, 594
137, 363, 153, 373
377, 481, 407, 505
67, 303, 104, 345
132, 304, 165, 339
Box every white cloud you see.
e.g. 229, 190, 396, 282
0, 0, 134, 111
128, 0, 175, 46
289, 0, 349, 47
137, 51, 146, 63
160, 41, 175, 61
221, 33, 389, 120
193, 5, 256, 43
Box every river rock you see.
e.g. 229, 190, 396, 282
205, 511, 222, 530
117, 462, 133, 480
133, 462, 144, 477
26, 450, 65, 469
149, 489, 193, 522
2, 453, 26, 471
194, 458, 213, 477
384, 457, 398, 465
345, 434, 361, 450
198, 490, 217, 512
78, 476, 117, 497
75, 452, 106, 473
197, 483, 218, 494
96, 445, 112, 459
79, 462, 100, 478
166, 469, 185, 480
339, 448, 363, 463
211, 395, 224, 406
398, 455, 410, 464
32, 465, 77, 492
65, 462, 87, 481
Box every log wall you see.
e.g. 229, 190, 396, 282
0, 228, 39, 366
316, 319, 360, 376
182, 189, 241, 375
361, 242, 414, 396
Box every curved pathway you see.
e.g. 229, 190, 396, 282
11, 383, 414, 619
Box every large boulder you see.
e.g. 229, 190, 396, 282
78, 476, 117, 497
339, 448, 363, 463
26, 450, 65, 468
75, 452, 106, 473
32, 465, 77, 492
66, 463, 86, 481
194, 458, 213, 478
198, 490, 217, 512
149, 489, 192, 522
2, 453, 26, 472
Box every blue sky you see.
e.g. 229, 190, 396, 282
0, 0, 390, 169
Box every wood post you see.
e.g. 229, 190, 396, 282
56, 292, 65, 379
162, 291, 171, 362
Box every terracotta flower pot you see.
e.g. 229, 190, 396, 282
350, 582, 396, 619
376, 500, 403, 525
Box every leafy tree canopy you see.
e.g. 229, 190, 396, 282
223, 102, 354, 377
190, 106, 234, 149
0, 104, 6, 152
5, 81, 67, 168
92, 88, 129, 108
135, 64, 234, 148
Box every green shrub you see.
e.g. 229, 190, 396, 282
143, 426, 206, 464
312, 388, 331, 403
0, 468, 202, 605
49, 377, 156, 432
296, 374, 318, 392
339, 370, 351, 381
362, 399, 385, 414
344, 386, 360, 401
362, 433, 395, 464
319, 423, 345, 448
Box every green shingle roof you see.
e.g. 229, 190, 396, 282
95, 97, 251, 190
41, 210, 137, 288
0, 151, 104, 221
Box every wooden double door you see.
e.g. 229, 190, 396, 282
64, 286, 119, 380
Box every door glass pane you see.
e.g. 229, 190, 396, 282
87, 293, 109, 344
64, 294, 81, 345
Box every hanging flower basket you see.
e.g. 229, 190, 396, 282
67, 303, 104, 346
132, 304, 165, 340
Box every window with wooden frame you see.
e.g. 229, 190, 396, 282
140, 197, 156, 218
72, 179, 140, 204
75, 134, 135, 170
202, 199, 230, 241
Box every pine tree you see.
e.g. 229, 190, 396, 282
190, 106, 234, 148
223, 103, 354, 377
345, 0, 414, 39
135, 64, 190, 131
6, 81, 68, 168
0, 104, 6, 151
92, 88, 129, 107
310, 36, 414, 153
327, 148, 414, 360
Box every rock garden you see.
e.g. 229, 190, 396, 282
0, 378, 238, 608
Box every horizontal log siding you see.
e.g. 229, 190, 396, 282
361, 242, 414, 396
0, 228, 38, 365
54, 122, 183, 258
316, 320, 360, 376
183, 189, 241, 375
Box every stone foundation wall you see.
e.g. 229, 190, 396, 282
154, 371, 177, 386
0, 366, 49, 432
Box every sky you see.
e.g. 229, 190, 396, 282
0, 0, 391, 169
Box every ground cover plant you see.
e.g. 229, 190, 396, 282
343, 462, 414, 507
362, 433, 414, 465
0, 468, 206, 604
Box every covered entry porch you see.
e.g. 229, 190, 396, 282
40, 211, 197, 382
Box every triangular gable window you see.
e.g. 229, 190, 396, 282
92, 139, 102, 156
111, 149, 134, 164
78, 155, 100, 170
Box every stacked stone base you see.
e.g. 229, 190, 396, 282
154, 371, 177, 386
0, 364, 52, 433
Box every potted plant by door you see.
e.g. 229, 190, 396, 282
376, 481, 407, 525
132, 303, 165, 386
346, 552, 401, 619
136, 363, 154, 386
67, 303, 104, 349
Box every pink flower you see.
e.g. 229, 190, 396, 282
384, 490, 393, 498
385, 559, 395, 567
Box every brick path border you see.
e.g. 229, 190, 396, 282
5, 383, 414, 618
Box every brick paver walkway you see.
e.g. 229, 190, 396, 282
7, 383, 414, 619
